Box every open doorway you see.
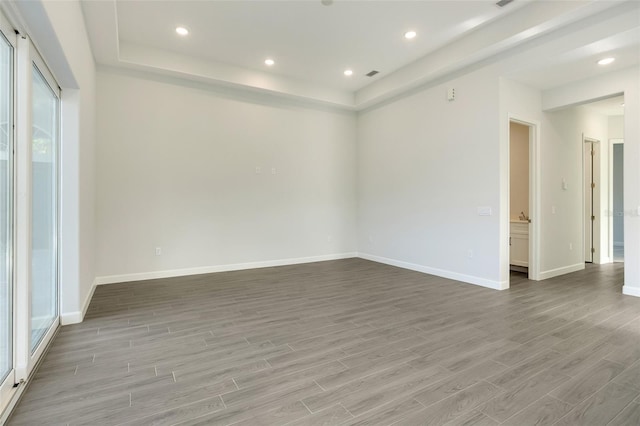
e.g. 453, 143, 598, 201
579, 95, 624, 265
508, 118, 539, 282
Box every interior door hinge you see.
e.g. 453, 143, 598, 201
591, 150, 595, 156
591, 182, 596, 189
591, 247, 595, 253
591, 215, 595, 221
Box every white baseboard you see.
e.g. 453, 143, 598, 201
538, 263, 584, 280
622, 285, 640, 297
60, 311, 82, 325
60, 278, 97, 325
96, 253, 358, 285
358, 252, 508, 290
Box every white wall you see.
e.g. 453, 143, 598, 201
609, 115, 624, 139
357, 67, 504, 289
14, 0, 97, 324
95, 69, 357, 281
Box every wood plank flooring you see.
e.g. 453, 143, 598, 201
7, 259, 640, 425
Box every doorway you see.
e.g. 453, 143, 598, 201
508, 118, 539, 282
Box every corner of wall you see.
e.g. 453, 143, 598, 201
357, 252, 506, 291
60, 277, 96, 325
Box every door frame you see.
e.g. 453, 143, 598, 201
507, 114, 541, 282
582, 136, 601, 264
0, 7, 17, 415
609, 138, 624, 262
583, 137, 595, 263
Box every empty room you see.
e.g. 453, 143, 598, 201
1, 0, 640, 425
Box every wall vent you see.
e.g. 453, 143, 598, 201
496, 0, 514, 7
366, 70, 379, 77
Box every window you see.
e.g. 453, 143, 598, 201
30, 64, 58, 352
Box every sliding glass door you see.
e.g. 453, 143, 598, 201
30, 63, 58, 352
0, 17, 14, 406
0, 11, 60, 416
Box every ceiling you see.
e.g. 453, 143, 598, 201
114, 0, 527, 92
81, 0, 640, 109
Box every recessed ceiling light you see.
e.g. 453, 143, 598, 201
344, 69, 353, 76
265, 58, 275, 66
597, 57, 615, 65
175, 27, 189, 36
404, 31, 417, 40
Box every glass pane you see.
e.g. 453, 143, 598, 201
31, 65, 58, 352
0, 32, 12, 381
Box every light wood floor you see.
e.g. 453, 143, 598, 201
7, 259, 640, 425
